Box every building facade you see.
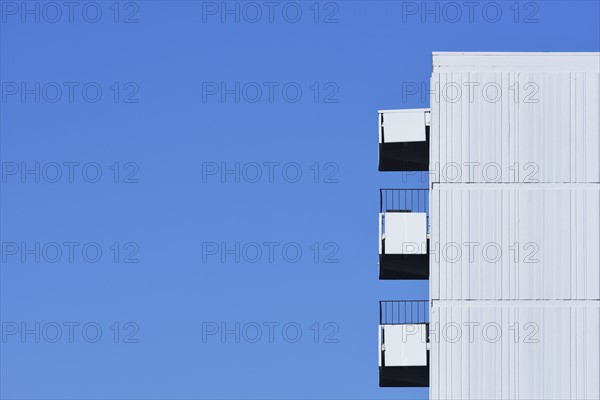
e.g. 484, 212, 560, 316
378, 52, 600, 399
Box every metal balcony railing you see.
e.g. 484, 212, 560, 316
380, 189, 429, 233
380, 188, 428, 213
380, 300, 429, 325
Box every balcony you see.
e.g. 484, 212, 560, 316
378, 109, 430, 171
379, 300, 430, 387
379, 189, 429, 280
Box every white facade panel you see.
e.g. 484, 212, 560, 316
430, 304, 600, 400
430, 185, 600, 301
432, 52, 600, 72
430, 53, 600, 183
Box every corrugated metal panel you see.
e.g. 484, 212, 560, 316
428, 53, 600, 400
430, 54, 600, 183
430, 185, 600, 301
430, 304, 600, 400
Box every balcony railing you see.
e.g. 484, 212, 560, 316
380, 300, 429, 325
380, 188, 428, 213
380, 188, 429, 233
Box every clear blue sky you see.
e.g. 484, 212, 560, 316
1, 1, 599, 399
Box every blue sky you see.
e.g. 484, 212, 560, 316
1, 1, 599, 399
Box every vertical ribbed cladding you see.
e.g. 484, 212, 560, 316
430, 303, 600, 400
428, 53, 600, 400
431, 185, 599, 301
430, 55, 600, 184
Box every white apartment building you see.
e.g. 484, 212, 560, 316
378, 52, 600, 399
